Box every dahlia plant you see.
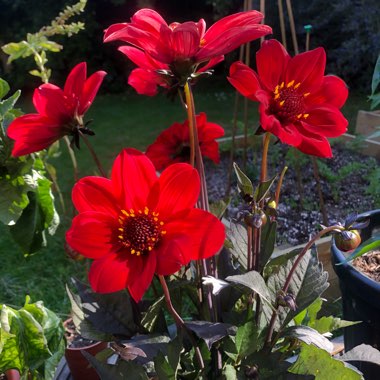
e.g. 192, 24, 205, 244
1, 4, 380, 380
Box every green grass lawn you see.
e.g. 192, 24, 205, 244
0, 84, 371, 315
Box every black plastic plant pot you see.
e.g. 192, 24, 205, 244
331, 209, 380, 379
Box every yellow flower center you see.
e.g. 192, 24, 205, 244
117, 207, 166, 256
271, 80, 310, 123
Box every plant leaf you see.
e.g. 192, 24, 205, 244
253, 175, 277, 203
259, 220, 277, 271
289, 343, 363, 379
82, 351, 149, 380
282, 326, 333, 352
339, 344, 380, 367
185, 321, 236, 350
310, 316, 360, 334
233, 162, 253, 196
0, 78, 10, 99
371, 54, 380, 95
226, 270, 274, 305
67, 278, 140, 341
235, 320, 262, 357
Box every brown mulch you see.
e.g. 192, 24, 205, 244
353, 250, 380, 283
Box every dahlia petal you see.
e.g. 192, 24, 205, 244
198, 55, 224, 72
170, 22, 201, 60
155, 209, 225, 275
228, 62, 261, 101
103, 23, 128, 42
131, 8, 168, 34
306, 75, 348, 109
257, 39, 290, 91
33, 85, 69, 121
302, 105, 348, 137
201, 10, 264, 44
64, 62, 86, 100
128, 68, 162, 96
7, 114, 63, 156
296, 133, 332, 158
111, 148, 157, 210
285, 47, 326, 92
72, 176, 119, 216
118, 46, 167, 70
78, 70, 107, 115
88, 253, 130, 293
150, 163, 200, 218
66, 211, 118, 259
200, 140, 220, 164
197, 24, 272, 61
127, 252, 157, 302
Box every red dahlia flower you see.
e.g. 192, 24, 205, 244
104, 8, 271, 87
7, 62, 106, 157
66, 148, 225, 302
228, 40, 348, 157
146, 112, 225, 170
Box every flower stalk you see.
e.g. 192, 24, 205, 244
264, 224, 344, 348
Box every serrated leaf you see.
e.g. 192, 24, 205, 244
233, 162, 253, 196
253, 175, 277, 203
141, 296, 165, 333
371, 54, 380, 95
226, 270, 273, 305
0, 90, 21, 116
262, 250, 329, 332
259, 220, 277, 271
82, 351, 149, 380
29, 70, 42, 78
282, 325, 333, 352
9, 191, 45, 255
39, 40, 62, 52
235, 320, 262, 357
293, 297, 323, 326
36, 177, 59, 234
185, 321, 235, 350
310, 316, 360, 335
0, 78, 10, 99
289, 343, 363, 379
343, 235, 380, 262
68, 278, 140, 341
210, 198, 230, 219
339, 344, 380, 367
2, 41, 33, 63
226, 220, 248, 267
222, 364, 237, 379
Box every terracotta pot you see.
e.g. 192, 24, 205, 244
65, 340, 108, 380
4, 369, 20, 380
331, 209, 380, 380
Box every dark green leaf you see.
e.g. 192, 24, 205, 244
371, 54, 380, 95
82, 351, 149, 380
282, 326, 333, 352
222, 364, 237, 379
259, 220, 277, 271
185, 321, 236, 350
0, 78, 10, 99
141, 296, 166, 333
9, 192, 45, 255
154, 350, 176, 380
226, 270, 273, 305
253, 175, 277, 203
67, 278, 140, 341
233, 162, 253, 196
235, 320, 262, 357
263, 248, 301, 278
289, 343, 363, 379
210, 198, 230, 219
339, 344, 380, 367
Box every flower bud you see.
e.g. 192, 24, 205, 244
335, 229, 361, 252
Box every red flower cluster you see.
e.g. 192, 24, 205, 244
66, 149, 225, 302
7, 62, 106, 156
228, 40, 348, 157
146, 113, 224, 170
104, 8, 271, 95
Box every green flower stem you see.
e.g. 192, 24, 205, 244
78, 130, 107, 178
275, 166, 288, 206
183, 80, 218, 322
158, 275, 205, 370
264, 224, 344, 349
63, 136, 79, 182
